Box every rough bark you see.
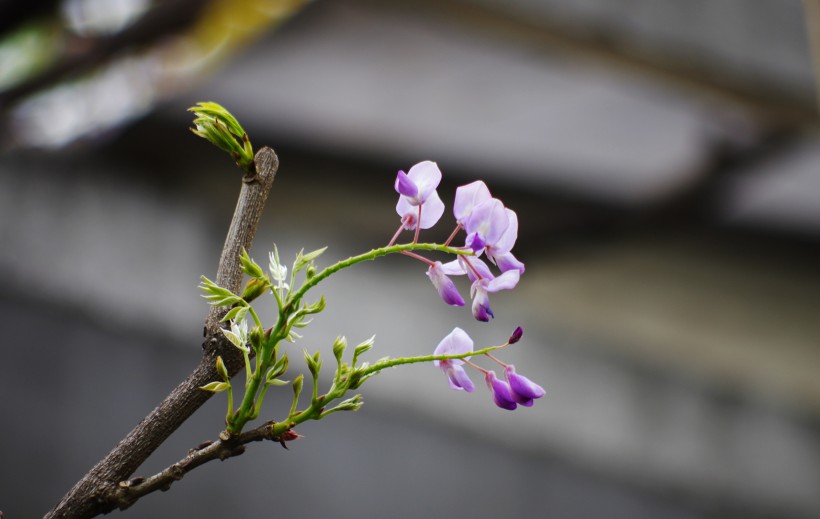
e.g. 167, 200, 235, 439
43, 146, 278, 519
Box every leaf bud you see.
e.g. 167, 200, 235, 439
215, 356, 229, 382
332, 336, 347, 363
241, 277, 268, 303
249, 326, 265, 352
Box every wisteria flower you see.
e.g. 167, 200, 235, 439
426, 261, 465, 306
392, 161, 446, 237
485, 208, 525, 274
433, 328, 475, 392
453, 180, 492, 225
485, 371, 517, 410
460, 256, 520, 321
504, 365, 545, 407
394, 160, 442, 206
463, 198, 509, 253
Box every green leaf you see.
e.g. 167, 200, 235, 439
200, 381, 230, 393
221, 305, 249, 323
294, 246, 328, 271
240, 249, 265, 279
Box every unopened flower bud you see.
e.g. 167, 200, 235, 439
508, 326, 523, 344
241, 277, 268, 302
332, 336, 348, 363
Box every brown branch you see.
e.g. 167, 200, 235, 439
110, 422, 300, 510
43, 147, 279, 519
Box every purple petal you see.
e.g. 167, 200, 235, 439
489, 208, 518, 255
446, 365, 475, 392
463, 199, 509, 250
465, 231, 486, 253
433, 327, 473, 358
406, 161, 442, 204
427, 262, 465, 307
439, 259, 466, 276
505, 365, 545, 406
486, 270, 520, 293
493, 251, 526, 274
471, 285, 493, 321
453, 181, 491, 224
396, 196, 418, 230
394, 170, 418, 199
485, 371, 517, 410
460, 256, 492, 284
417, 191, 445, 230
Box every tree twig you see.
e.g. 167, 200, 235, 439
110, 422, 300, 510
43, 146, 279, 519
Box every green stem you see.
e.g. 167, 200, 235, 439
229, 323, 285, 433
267, 344, 507, 437
289, 243, 471, 306
359, 343, 507, 378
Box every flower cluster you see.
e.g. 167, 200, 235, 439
389, 161, 525, 322
433, 327, 544, 411
388, 160, 542, 411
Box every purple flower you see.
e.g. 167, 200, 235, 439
453, 181, 492, 225
461, 257, 520, 321
433, 328, 475, 392
504, 365, 545, 407
394, 161, 446, 231
426, 261, 465, 307
485, 371, 517, 410
485, 208, 525, 274
394, 161, 442, 206
463, 198, 509, 253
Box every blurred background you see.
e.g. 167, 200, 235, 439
1, 0, 820, 517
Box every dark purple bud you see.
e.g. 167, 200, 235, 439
485, 371, 517, 410
508, 326, 523, 344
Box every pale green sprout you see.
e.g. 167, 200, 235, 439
188, 101, 254, 174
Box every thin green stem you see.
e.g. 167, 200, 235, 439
289, 243, 471, 306
359, 343, 508, 378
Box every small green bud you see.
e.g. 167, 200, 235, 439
332, 336, 347, 363
240, 249, 266, 279
352, 335, 376, 363
304, 350, 322, 378
215, 356, 229, 382
305, 296, 326, 314
323, 395, 364, 416
241, 277, 268, 303
292, 374, 304, 400
267, 354, 289, 381
306, 265, 316, 279
249, 326, 265, 352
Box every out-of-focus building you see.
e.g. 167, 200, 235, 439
1, 1, 820, 518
